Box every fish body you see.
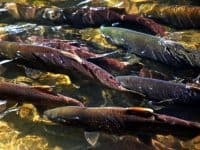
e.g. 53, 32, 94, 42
139, 4, 200, 29
0, 24, 36, 35
101, 27, 200, 68
0, 41, 136, 94
26, 36, 128, 71
44, 106, 200, 139
0, 41, 83, 69
116, 76, 200, 104
0, 82, 83, 107
3, 3, 165, 35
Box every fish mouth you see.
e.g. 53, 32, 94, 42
100, 26, 126, 46
100, 26, 111, 39
43, 112, 49, 120
43, 110, 55, 121
43, 112, 61, 125
43, 109, 69, 124
100, 31, 116, 46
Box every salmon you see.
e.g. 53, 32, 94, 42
0, 82, 84, 107
44, 106, 200, 139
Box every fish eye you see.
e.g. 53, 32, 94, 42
57, 117, 66, 123
43, 8, 63, 21
71, 116, 80, 120
109, 76, 115, 81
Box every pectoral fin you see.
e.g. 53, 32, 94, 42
0, 102, 19, 119
84, 131, 100, 147
0, 59, 15, 75
87, 51, 119, 61
0, 59, 14, 65
151, 98, 175, 106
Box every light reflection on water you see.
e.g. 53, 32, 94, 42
0, 0, 200, 149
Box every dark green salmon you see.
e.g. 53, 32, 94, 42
101, 27, 200, 68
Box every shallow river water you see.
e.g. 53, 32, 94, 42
0, 0, 200, 149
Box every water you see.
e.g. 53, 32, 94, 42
0, 0, 200, 149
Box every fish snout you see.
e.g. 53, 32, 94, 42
43, 109, 58, 122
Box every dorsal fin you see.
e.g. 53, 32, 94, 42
32, 85, 57, 95
84, 131, 100, 147
127, 107, 154, 113
60, 50, 83, 63
126, 107, 154, 117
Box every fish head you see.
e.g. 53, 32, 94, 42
116, 75, 135, 89
100, 26, 127, 47
42, 8, 66, 23
44, 106, 85, 125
